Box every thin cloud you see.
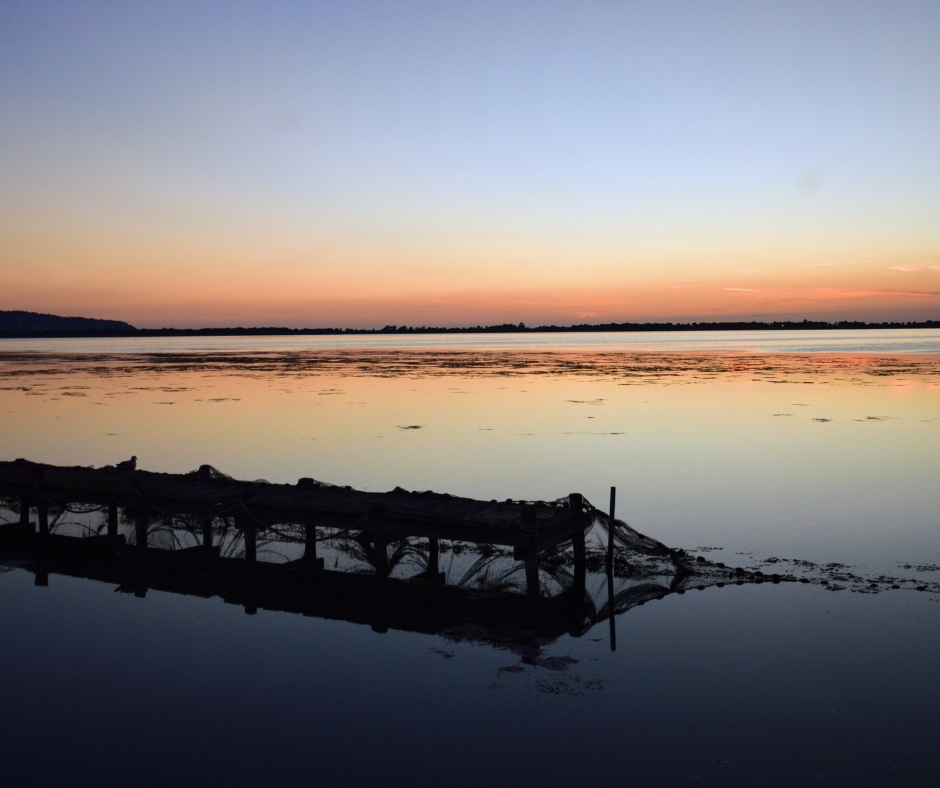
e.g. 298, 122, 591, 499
793, 289, 940, 301
724, 288, 759, 293
889, 265, 922, 272
788, 260, 869, 269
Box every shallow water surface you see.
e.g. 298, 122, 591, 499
1, 333, 938, 787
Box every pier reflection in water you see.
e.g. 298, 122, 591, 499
1, 460, 799, 662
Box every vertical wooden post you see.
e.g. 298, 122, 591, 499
519, 505, 540, 597
37, 501, 49, 539
427, 537, 439, 576
108, 504, 119, 540
201, 518, 213, 549
607, 486, 616, 567
19, 496, 30, 529
304, 523, 317, 562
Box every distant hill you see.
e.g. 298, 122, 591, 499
0, 310, 135, 333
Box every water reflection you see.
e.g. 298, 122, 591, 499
4, 461, 937, 663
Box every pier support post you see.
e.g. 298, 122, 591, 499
201, 518, 213, 550
607, 487, 616, 568
108, 505, 119, 541
373, 533, 388, 578
572, 528, 586, 594
304, 524, 317, 562
19, 496, 31, 530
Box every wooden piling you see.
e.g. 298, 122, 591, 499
427, 536, 440, 576
607, 486, 616, 567
304, 523, 317, 562
19, 496, 30, 529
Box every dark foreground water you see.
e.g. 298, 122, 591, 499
2, 566, 938, 788
2, 333, 939, 787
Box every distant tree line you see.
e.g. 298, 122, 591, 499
1, 310, 938, 338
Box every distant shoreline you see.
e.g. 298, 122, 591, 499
1, 319, 939, 339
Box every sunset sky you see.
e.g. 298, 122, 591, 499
2, 2, 939, 328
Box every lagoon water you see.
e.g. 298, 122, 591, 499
2, 331, 939, 787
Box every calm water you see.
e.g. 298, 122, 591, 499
4, 327, 940, 353
2, 332, 939, 787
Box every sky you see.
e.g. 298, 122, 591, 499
1, 1, 939, 328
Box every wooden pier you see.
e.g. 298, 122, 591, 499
0, 459, 784, 651
0, 458, 593, 597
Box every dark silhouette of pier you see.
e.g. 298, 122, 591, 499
1, 458, 780, 652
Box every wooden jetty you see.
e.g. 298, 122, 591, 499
0, 458, 593, 597
0, 459, 783, 651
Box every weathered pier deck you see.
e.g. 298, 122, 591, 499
0, 459, 794, 651
0, 458, 594, 596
